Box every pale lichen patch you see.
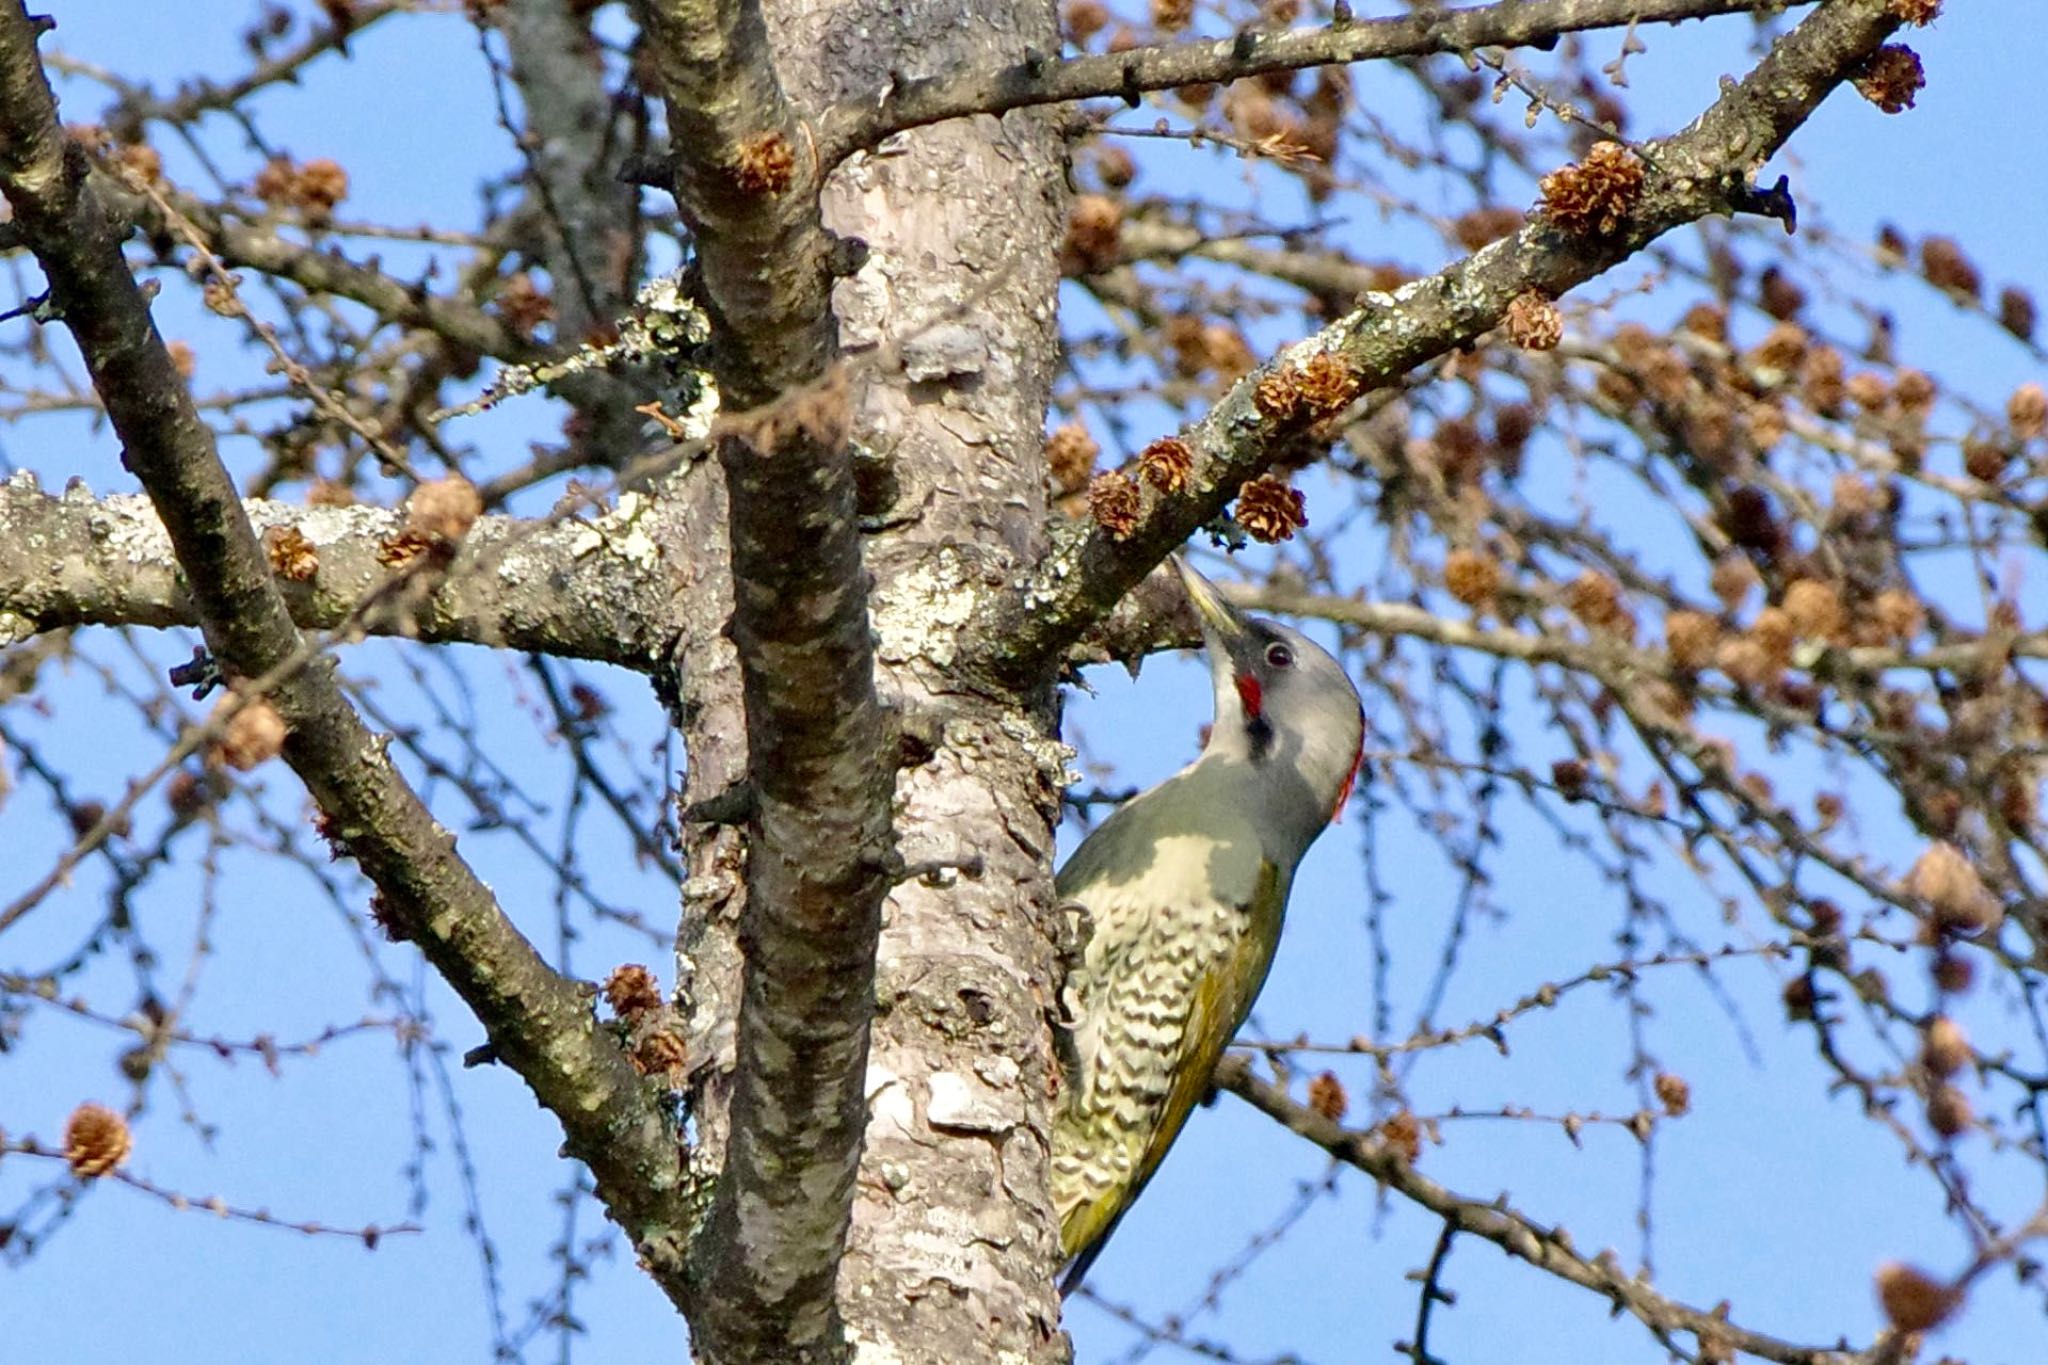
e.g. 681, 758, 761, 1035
927, 1068, 1022, 1134
93, 496, 174, 568
1000, 711, 1077, 791
1018, 527, 1084, 612
865, 1060, 917, 1140
0, 609, 34, 646
871, 547, 979, 667
263, 502, 383, 546
569, 490, 660, 570
847, 1335, 908, 1365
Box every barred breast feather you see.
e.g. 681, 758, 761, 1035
1050, 782, 1288, 1290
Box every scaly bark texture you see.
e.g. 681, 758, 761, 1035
775, 0, 1074, 1347
640, 0, 1073, 1352
635, 0, 912, 1356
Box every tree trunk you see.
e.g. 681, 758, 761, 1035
673, 0, 1072, 1356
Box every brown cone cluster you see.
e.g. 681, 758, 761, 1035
64, 1102, 132, 1179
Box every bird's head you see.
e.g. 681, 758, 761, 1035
1174, 557, 1366, 833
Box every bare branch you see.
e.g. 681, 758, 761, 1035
1238, 584, 2048, 682
818, 0, 1793, 165
0, 474, 682, 668
87, 2, 402, 142
487, 0, 644, 339
634, 0, 898, 1354
966, 0, 1906, 690
105, 176, 536, 362
1216, 1054, 1868, 1365
0, 0, 699, 1307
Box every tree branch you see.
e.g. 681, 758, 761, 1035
0, 474, 684, 668
965, 0, 1905, 690
1112, 216, 1390, 303
489, 0, 643, 339
485, 0, 655, 465
1240, 584, 2048, 683
73, 173, 656, 458
634, 0, 897, 1356
110, 177, 536, 361
816, 0, 1795, 164
90, 1, 402, 143
1215, 1054, 1872, 1365
0, 0, 700, 1307
636, 0, 835, 407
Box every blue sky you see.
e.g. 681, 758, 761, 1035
4, 2, 2046, 1363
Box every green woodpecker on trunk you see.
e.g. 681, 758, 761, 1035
1052, 556, 1365, 1292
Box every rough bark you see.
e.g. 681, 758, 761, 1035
0, 474, 687, 666
634, 0, 903, 1355
636, 0, 1073, 1351
784, 0, 1074, 1348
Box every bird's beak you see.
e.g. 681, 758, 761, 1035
1173, 556, 1250, 650
1174, 556, 1265, 719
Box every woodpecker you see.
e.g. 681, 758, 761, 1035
1051, 557, 1365, 1293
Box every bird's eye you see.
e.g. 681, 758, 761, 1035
1265, 642, 1294, 669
